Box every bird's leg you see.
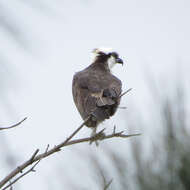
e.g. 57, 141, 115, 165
89, 126, 99, 146
92, 126, 97, 136
89, 127, 106, 146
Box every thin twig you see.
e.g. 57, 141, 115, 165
119, 88, 132, 98
0, 117, 27, 131
30, 149, 39, 163
118, 106, 127, 109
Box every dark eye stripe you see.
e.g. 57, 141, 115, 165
111, 52, 118, 58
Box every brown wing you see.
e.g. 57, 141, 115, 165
72, 70, 122, 126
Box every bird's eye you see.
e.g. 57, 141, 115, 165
107, 53, 112, 57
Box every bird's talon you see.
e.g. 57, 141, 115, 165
89, 130, 106, 146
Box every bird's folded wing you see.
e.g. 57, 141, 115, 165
96, 97, 115, 107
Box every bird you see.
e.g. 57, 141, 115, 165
72, 48, 124, 143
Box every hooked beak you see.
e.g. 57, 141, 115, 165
116, 58, 124, 66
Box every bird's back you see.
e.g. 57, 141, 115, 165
72, 66, 122, 128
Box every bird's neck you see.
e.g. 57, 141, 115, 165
89, 60, 110, 73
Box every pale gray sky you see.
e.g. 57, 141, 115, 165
0, 0, 190, 189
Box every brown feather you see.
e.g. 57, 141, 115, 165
72, 58, 122, 128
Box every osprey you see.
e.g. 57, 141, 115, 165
72, 48, 123, 137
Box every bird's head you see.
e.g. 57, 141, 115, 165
92, 47, 124, 70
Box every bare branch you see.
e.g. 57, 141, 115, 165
0, 116, 140, 189
0, 117, 27, 131
0, 117, 89, 189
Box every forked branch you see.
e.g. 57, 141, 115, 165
0, 119, 140, 189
